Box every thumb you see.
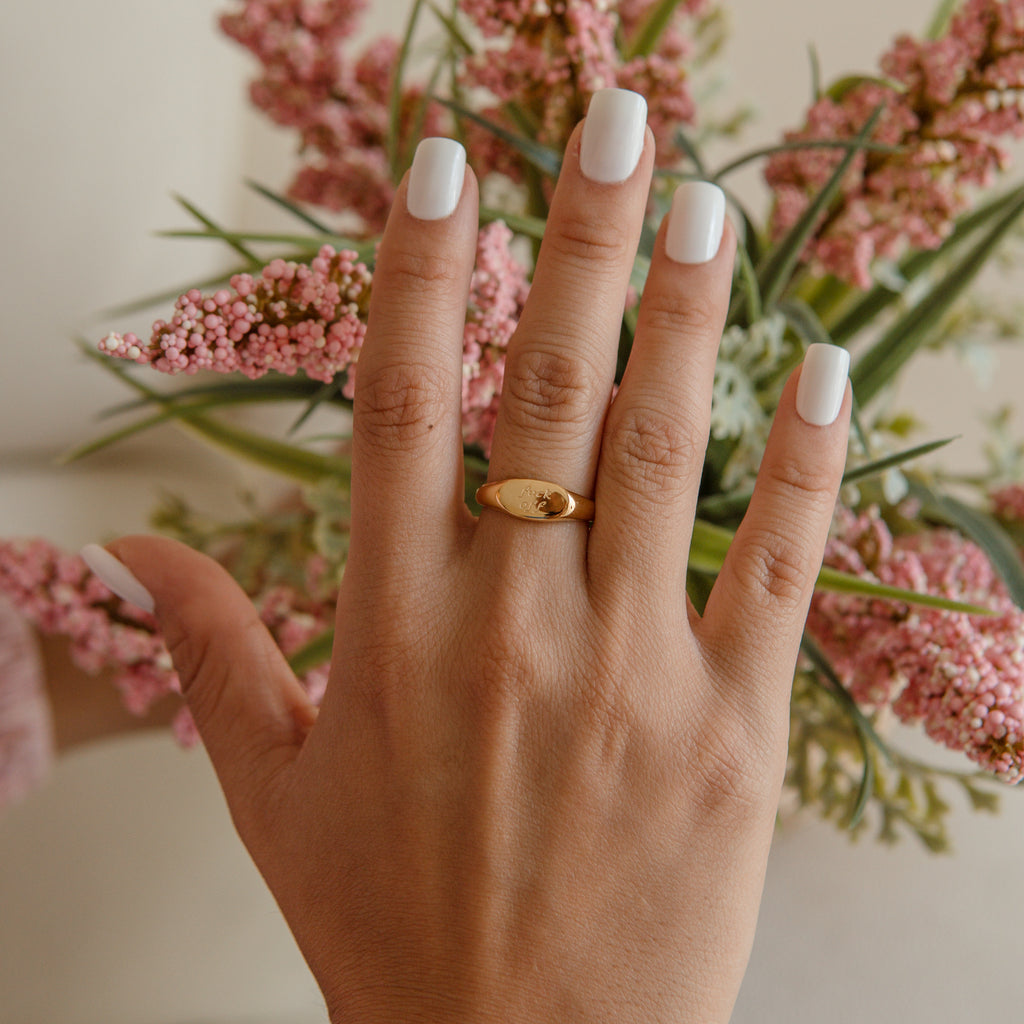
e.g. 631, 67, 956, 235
81, 536, 315, 829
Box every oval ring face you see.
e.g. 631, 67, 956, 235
496, 479, 574, 520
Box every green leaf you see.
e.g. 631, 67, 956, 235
925, 0, 958, 39
174, 412, 351, 483
172, 193, 260, 265
409, 44, 450, 152
697, 436, 958, 521
729, 229, 763, 325
158, 228, 374, 262
842, 436, 958, 485
830, 185, 1024, 343
815, 565, 993, 614
434, 95, 563, 177
962, 781, 1000, 813
755, 105, 884, 312
60, 409, 172, 463
479, 205, 548, 241
779, 296, 834, 348
908, 478, 1024, 609
687, 517, 993, 614
623, 0, 686, 59
426, 0, 474, 54
75, 345, 351, 483
288, 380, 347, 435
245, 180, 335, 233
100, 376, 329, 418
670, 127, 708, 177
801, 635, 884, 828
388, 0, 428, 179
850, 183, 1024, 405
808, 43, 822, 101
288, 629, 335, 675
757, 294, 839, 391
825, 74, 905, 102
724, 188, 765, 268
62, 386, 325, 462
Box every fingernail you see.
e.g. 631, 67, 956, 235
579, 88, 647, 184
406, 137, 466, 220
796, 344, 850, 426
665, 181, 726, 264
80, 544, 155, 614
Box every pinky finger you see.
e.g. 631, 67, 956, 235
697, 344, 851, 715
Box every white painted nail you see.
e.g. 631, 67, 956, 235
80, 544, 155, 614
406, 137, 466, 220
665, 181, 726, 264
579, 88, 647, 184
796, 344, 850, 426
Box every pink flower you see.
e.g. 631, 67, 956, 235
100, 245, 372, 389
992, 482, 1024, 523
766, 0, 1024, 287
807, 507, 1024, 782
0, 538, 177, 721
222, 2, 446, 231
461, 221, 530, 454
457, 0, 705, 181
101, 226, 527, 452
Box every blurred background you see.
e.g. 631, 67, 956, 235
2, 0, 1023, 1021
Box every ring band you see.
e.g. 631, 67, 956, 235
476, 478, 595, 522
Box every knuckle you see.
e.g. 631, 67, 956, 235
765, 452, 839, 510
688, 724, 776, 825
641, 289, 720, 340
670, 697, 783, 826
735, 525, 814, 610
165, 619, 259, 729
355, 361, 451, 452
604, 404, 704, 498
546, 210, 632, 270
381, 244, 464, 292
503, 347, 600, 433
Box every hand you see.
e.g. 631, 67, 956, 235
89, 89, 850, 1022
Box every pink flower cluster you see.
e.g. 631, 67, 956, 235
766, 0, 1024, 287
221, 1, 444, 231
101, 225, 529, 453
461, 221, 530, 454
0, 538, 335, 749
992, 482, 1024, 523
100, 245, 372, 390
0, 538, 182, 732
457, 0, 706, 177
807, 507, 1024, 782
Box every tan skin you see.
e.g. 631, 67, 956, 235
94, 116, 849, 1023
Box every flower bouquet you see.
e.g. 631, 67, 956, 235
4, 0, 1024, 851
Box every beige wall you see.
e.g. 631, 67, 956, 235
2, 1, 1023, 1021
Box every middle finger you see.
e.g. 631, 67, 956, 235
482, 89, 654, 524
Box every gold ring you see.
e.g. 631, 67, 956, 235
476, 478, 595, 522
